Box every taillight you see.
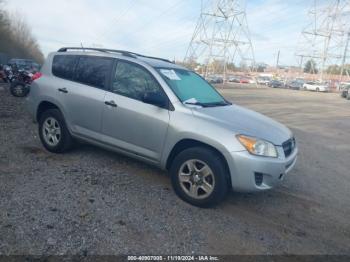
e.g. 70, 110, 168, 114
32, 72, 42, 81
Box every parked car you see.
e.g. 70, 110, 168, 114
268, 80, 283, 88
248, 77, 257, 84
207, 76, 223, 84
286, 80, 304, 90
302, 82, 329, 92
256, 77, 270, 85
27, 47, 298, 207
239, 77, 250, 84
340, 85, 350, 100
8, 58, 40, 73
228, 76, 240, 83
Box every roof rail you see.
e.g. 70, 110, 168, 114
57, 47, 137, 58
130, 53, 174, 64
57, 47, 174, 63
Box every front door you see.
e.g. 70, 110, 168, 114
101, 60, 170, 162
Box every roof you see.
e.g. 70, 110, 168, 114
56, 47, 187, 70
137, 56, 186, 70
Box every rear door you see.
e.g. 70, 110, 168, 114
52, 55, 113, 139
101, 60, 170, 162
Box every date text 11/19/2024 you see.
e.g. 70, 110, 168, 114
127, 255, 220, 261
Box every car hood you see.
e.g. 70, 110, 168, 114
193, 104, 293, 146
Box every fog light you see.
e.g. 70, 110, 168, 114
254, 172, 263, 186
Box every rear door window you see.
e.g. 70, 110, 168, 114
75, 56, 113, 89
52, 55, 78, 81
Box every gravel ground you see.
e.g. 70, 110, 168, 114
0, 82, 350, 255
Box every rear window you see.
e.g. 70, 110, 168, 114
52, 55, 78, 80
75, 56, 113, 89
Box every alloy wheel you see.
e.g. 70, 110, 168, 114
178, 159, 215, 199
42, 117, 61, 146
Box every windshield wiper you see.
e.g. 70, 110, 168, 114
183, 101, 209, 107
201, 101, 232, 107
184, 101, 231, 108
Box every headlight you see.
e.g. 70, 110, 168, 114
237, 135, 278, 158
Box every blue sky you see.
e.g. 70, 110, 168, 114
5, 0, 313, 66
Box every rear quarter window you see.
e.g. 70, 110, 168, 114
52, 55, 78, 80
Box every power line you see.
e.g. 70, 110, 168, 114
92, 0, 137, 43
296, 0, 350, 80
140, 12, 200, 53
124, 0, 188, 38
184, 0, 255, 80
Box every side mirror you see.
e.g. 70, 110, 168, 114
142, 91, 168, 108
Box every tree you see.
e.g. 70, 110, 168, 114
326, 64, 350, 76
256, 63, 267, 72
326, 65, 341, 75
0, 2, 44, 64
304, 59, 318, 74
226, 62, 236, 72
209, 59, 225, 74
178, 58, 200, 71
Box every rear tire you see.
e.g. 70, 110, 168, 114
170, 147, 229, 208
10, 82, 29, 97
39, 109, 73, 153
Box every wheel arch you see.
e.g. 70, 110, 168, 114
36, 101, 61, 122
165, 139, 232, 187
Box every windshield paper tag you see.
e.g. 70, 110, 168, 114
160, 69, 181, 81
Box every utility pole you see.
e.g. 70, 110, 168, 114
276, 50, 280, 69
299, 55, 304, 73
184, 0, 255, 82
340, 32, 350, 84
276, 50, 280, 75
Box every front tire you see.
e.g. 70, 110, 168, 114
39, 109, 73, 153
170, 147, 229, 208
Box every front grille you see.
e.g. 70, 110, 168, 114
282, 138, 296, 158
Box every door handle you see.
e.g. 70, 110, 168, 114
105, 100, 117, 107
58, 88, 68, 93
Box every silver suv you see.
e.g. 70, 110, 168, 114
27, 47, 298, 207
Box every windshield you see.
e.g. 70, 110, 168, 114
157, 68, 229, 106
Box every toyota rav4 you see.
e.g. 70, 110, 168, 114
27, 47, 298, 207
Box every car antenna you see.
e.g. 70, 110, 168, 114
80, 43, 85, 52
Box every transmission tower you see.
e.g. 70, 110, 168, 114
184, 0, 255, 81
296, 0, 350, 81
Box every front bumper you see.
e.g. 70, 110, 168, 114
227, 146, 298, 192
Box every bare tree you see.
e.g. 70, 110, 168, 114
0, 1, 44, 64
